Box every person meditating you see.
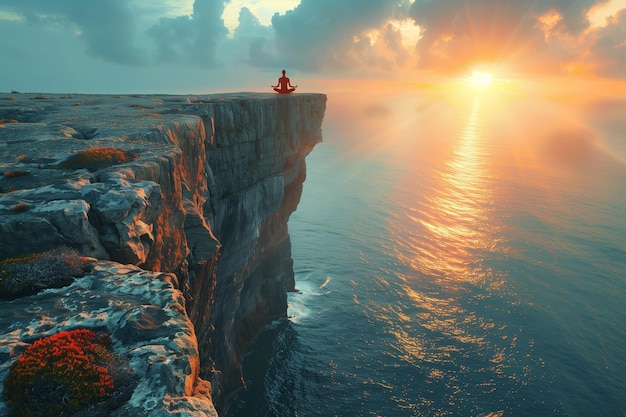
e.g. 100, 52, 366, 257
272, 69, 297, 94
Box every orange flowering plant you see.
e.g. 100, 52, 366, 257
3, 329, 115, 417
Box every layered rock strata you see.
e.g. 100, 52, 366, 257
0, 92, 326, 415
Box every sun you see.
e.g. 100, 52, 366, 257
468, 70, 494, 89
441, 68, 523, 95
446, 67, 523, 97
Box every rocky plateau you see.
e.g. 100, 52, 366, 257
0, 92, 326, 416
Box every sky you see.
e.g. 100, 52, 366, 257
1, 0, 626, 94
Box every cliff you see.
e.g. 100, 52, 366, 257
0, 92, 326, 415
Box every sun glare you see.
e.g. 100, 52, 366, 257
468, 71, 494, 89
439, 68, 524, 97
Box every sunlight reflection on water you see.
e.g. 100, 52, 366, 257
229, 83, 626, 417
378, 93, 527, 416
407, 96, 494, 283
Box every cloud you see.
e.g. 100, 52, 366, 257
258, 0, 626, 79
2, 0, 626, 94
147, 0, 229, 67
228, 7, 279, 67
584, 8, 626, 78
270, 0, 412, 71
407, 0, 600, 75
1, 0, 148, 65
1, 0, 230, 67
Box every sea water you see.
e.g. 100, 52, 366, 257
226, 85, 626, 417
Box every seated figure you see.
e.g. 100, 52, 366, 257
272, 69, 297, 94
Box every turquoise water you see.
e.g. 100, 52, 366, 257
227, 89, 626, 417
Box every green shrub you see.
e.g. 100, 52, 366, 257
3, 329, 115, 417
59, 148, 137, 172
0, 247, 88, 299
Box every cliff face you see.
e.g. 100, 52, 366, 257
202, 97, 325, 406
0, 92, 326, 415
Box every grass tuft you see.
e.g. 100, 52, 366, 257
0, 247, 88, 299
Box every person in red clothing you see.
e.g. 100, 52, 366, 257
272, 69, 297, 94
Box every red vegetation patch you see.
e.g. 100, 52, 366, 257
3, 329, 115, 416
60, 147, 138, 172
3, 170, 30, 178
10, 202, 30, 213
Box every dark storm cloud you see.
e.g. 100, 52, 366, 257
270, 0, 410, 71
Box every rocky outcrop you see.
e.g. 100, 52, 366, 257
0, 92, 326, 415
0, 261, 218, 417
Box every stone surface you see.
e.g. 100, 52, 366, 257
0, 92, 326, 415
0, 261, 218, 417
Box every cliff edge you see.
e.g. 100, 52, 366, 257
0, 92, 326, 415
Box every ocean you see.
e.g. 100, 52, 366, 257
226, 82, 626, 417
